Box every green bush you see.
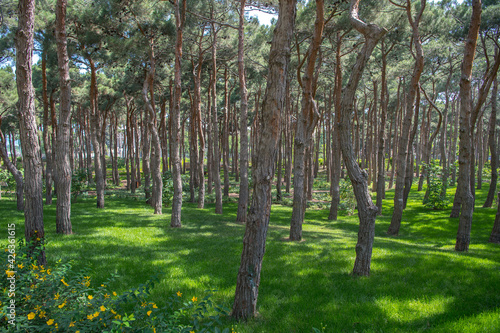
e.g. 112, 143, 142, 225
71, 169, 88, 202
0, 168, 19, 191
0, 238, 229, 332
422, 160, 449, 210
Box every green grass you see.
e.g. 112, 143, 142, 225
0, 181, 499, 332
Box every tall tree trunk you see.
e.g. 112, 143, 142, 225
88, 59, 104, 208
231, 0, 296, 320
455, 0, 481, 251
41, 52, 53, 205
376, 40, 390, 214
143, 65, 163, 214
388, 0, 426, 236
211, 21, 223, 214
236, 0, 249, 222
289, 0, 324, 241
338, 0, 386, 276
329, 34, 343, 221
170, 0, 186, 228
16, 0, 46, 265
455, 0, 500, 250
55, 0, 73, 234
484, 74, 498, 207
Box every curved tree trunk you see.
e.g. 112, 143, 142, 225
290, 0, 324, 241
231, 0, 296, 320
338, 0, 386, 276
388, 0, 426, 236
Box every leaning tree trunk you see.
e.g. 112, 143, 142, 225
236, 0, 249, 222
16, 0, 46, 265
289, 0, 323, 241
337, 0, 386, 276
231, 0, 296, 320
170, 0, 186, 228
55, 0, 73, 234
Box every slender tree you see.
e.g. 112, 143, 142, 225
55, 0, 73, 234
338, 0, 386, 276
170, 0, 186, 228
231, 0, 297, 319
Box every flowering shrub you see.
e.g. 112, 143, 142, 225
0, 238, 230, 332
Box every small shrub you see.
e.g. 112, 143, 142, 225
422, 160, 449, 210
338, 178, 356, 215
0, 238, 229, 332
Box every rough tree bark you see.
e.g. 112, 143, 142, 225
55, 0, 73, 234
231, 0, 296, 320
16, 0, 46, 265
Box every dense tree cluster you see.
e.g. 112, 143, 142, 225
1, 0, 499, 320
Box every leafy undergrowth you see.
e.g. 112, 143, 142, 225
0, 182, 499, 332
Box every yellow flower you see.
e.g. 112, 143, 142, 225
177, 291, 182, 297
115, 314, 121, 320
61, 278, 69, 287
110, 309, 117, 315
5, 270, 14, 278
84, 276, 91, 280
17, 263, 24, 269
191, 296, 197, 302
31, 264, 38, 270
85, 281, 90, 287
39, 311, 46, 318
141, 301, 147, 307
87, 314, 94, 320
87, 295, 93, 300
152, 303, 158, 309
100, 305, 106, 312
47, 319, 54, 325
101, 284, 105, 287
69, 321, 75, 327
104, 293, 110, 299
112, 291, 117, 296
55, 323, 58, 329
27, 312, 36, 320
190, 331, 195, 333
34, 305, 41, 312
93, 311, 99, 317
54, 293, 60, 300
36, 237, 40, 241
58, 301, 66, 309
47, 269, 51, 275
147, 310, 152, 316
23, 295, 31, 301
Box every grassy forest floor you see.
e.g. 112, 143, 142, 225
0, 174, 499, 332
